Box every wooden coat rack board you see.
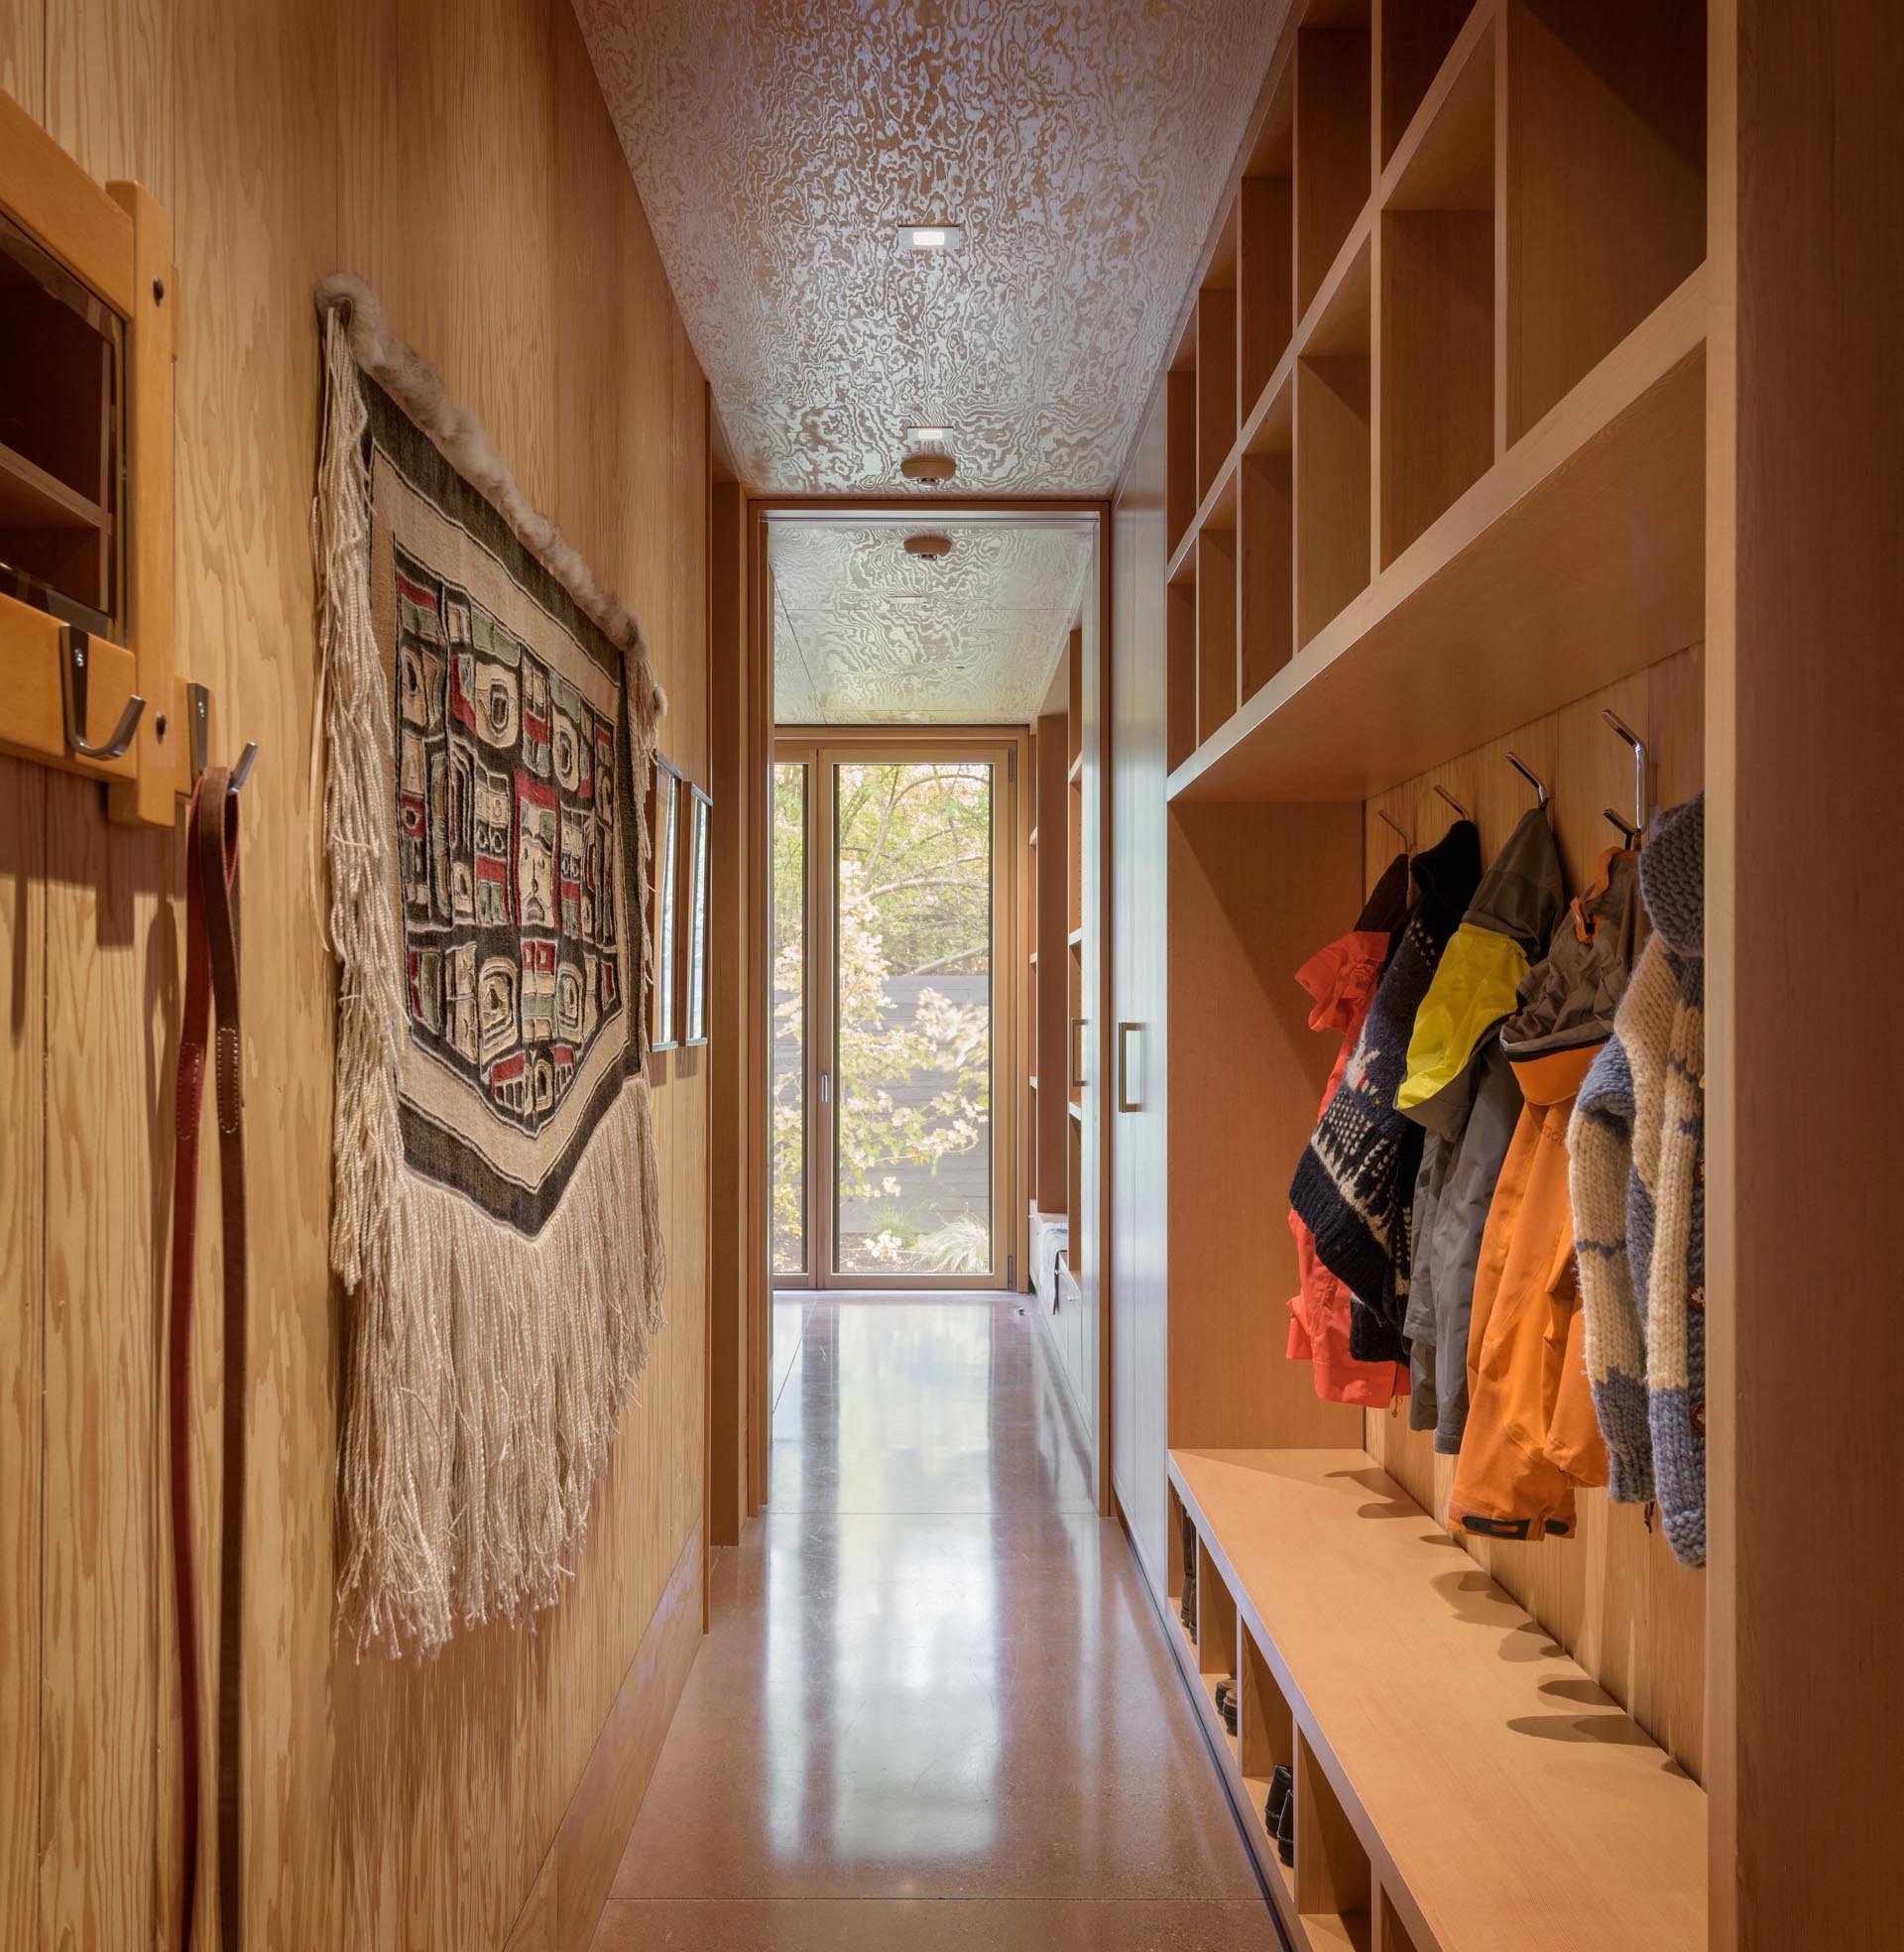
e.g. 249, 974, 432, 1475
0, 84, 211, 826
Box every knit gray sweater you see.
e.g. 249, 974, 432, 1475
1569, 793, 1707, 1568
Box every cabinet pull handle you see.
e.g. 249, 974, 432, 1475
1069, 1017, 1086, 1089
1117, 1022, 1141, 1114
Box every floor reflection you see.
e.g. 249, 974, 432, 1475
598, 1295, 1274, 1948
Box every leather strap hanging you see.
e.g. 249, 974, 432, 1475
167, 769, 247, 1950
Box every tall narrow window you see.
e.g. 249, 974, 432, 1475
832, 760, 995, 1279
772, 761, 808, 1278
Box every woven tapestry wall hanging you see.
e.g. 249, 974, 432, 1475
313, 275, 665, 1658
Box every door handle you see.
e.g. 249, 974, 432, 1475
1117, 1022, 1142, 1114
1069, 1018, 1086, 1089
819, 1068, 830, 1108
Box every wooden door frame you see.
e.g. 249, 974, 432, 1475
773, 728, 1024, 1293
745, 499, 1109, 1514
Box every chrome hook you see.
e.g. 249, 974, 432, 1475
1600, 709, 1648, 845
186, 681, 259, 794
1374, 808, 1413, 856
1505, 750, 1550, 812
1432, 783, 1471, 822
61, 628, 146, 763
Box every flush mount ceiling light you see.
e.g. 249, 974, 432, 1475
900, 425, 956, 484
896, 223, 964, 253
903, 533, 954, 558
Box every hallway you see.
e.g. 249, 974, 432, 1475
591, 1296, 1274, 1949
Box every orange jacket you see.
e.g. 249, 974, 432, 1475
1447, 850, 1638, 1540
1447, 1046, 1608, 1540
1286, 926, 1408, 1407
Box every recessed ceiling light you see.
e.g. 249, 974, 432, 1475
903, 533, 954, 558
897, 223, 964, 253
899, 451, 957, 484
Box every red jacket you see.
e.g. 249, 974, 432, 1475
1286, 926, 1409, 1406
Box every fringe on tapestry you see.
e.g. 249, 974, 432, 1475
312, 274, 666, 1659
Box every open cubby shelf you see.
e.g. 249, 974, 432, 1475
1164, 1450, 1706, 1952
1162, 0, 1707, 802
1172, 264, 1704, 802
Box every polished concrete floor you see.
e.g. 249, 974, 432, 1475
591, 1293, 1276, 1950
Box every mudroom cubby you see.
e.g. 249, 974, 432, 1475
1159, 0, 1707, 794
1164, 1451, 1705, 1952
1500, 0, 1706, 442
1124, 0, 1741, 1944
1294, 1731, 1370, 1952
1294, 1, 1371, 319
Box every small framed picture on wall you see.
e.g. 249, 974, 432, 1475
650, 756, 682, 1053
684, 785, 712, 1046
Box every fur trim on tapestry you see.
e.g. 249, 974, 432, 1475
313, 279, 667, 1659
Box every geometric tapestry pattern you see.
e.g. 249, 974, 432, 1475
394, 540, 624, 1136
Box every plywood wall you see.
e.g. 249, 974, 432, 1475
1361, 646, 1706, 1779
0, 0, 710, 1945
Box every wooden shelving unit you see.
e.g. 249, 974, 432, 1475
1161, 0, 1707, 805
1120, 3, 1721, 1949
1028, 714, 1069, 1219
1166, 1452, 1705, 1952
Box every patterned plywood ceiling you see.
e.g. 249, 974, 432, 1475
770, 518, 1093, 723
574, 0, 1290, 495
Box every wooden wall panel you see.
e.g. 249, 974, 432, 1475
1716, 2, 1904, 1937
1165, 798, 1367, 1455
34, 5, 176, 1944
0, 756, 47, 1952
1, 0, 711, 1946
1361, 646, 1707, 1780
1108, 396, 1171, 1589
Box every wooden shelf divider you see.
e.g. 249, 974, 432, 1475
1169, 265, 1705, 802
1168, 1448, 1707, 1952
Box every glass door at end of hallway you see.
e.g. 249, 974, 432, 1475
773, 741, 1017, 1291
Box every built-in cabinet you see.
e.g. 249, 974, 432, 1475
1027, 591, 1111, 1509
1104, 0, 1884, 1943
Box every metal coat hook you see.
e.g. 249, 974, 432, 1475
1374, 808, 1413, 856
60, 627, 146, 762
1505, 750, 1550, 811
1432, 783, 1470, 822
187, 681, 259, 794
1600, 709, 1648, 846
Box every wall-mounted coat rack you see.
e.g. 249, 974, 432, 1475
0, 87, 205, 828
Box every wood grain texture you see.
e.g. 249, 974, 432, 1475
707, 476, 749, 1549
498, 1525, 703, 1952
1362, 648, 1708, 1783
1165, 799, 1365, 1455
1108, 394, 1171, 1593
1174, 1448, 1706, 1952
1501, 0, 1705, 442
1717, 0, 1904, 1939
0, 754, 47, 1952
1, 0, 711, 1945
1032, 714, 1070, 1204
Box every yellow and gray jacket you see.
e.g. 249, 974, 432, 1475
1396, 807, 1564, 1451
